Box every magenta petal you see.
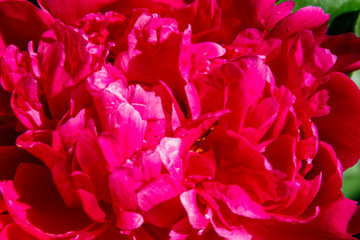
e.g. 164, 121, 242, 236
313, 72, 360, 170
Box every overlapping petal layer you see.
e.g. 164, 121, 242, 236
0, 0, 360, 239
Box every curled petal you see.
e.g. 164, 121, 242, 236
313, 72, 360, 170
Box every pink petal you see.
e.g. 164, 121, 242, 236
273, 174, 321, 220
97, 134, 125, 170
127, 85, 166, 149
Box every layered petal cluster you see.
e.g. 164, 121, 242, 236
1, 0, 360, 239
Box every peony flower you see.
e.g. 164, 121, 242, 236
0, 0, 360, 239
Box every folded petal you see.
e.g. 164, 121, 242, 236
0, 0, 53, 51
37, 0, 118, 24
313, 72, 360, 170
321, 33, 360, 73
1, 163, 95, 239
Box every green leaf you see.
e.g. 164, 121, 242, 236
350, 69, 360, 88
355, 11, 360, 36
342, 160, 360, 201
277, 0, 360, 23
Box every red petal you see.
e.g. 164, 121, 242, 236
37, 0, 118, 24
313, 72, 360, 170
321, 33, 360, 73
0, 0, 53, 51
